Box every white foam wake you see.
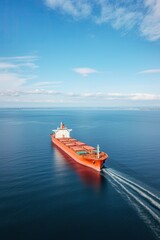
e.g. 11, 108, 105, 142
109, 169, 160, 202
102, 168, 160, 239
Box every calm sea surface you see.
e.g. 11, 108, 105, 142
0, 109, 160, 240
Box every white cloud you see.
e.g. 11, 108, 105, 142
0, 55, 38, 71
1, 89, 160, 101
94, 2, 141, 31
0, 89, 62, 97
0, 73, 26, 90
111, 9, 140, 30
140, 0, 160, 41
44, 0, 160, 41
82, 92, 103, 97
0, 63, 17, 69
80, 92, 160, 100
0, 62, 38, 70
33, 81, 63, 87
25, 89, 61, 95
45, 0, 91, 18
129, 93, 158, 100
138, 69, 160, 74
0, 55, 38, 90
73, 67, 98, 76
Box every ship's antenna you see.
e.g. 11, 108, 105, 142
60, 122, 63, 129
97, 144, 100, 158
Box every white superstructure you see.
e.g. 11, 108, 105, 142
52, 122, 72, 139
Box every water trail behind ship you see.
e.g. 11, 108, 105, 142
102, 168, 160, 240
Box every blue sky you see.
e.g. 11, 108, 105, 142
0, 0, 160, 107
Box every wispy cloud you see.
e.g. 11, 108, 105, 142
33, 81, 63, 87
45, 0, 91, 18
44, 0, 160, 41
1, 89, 160, 101
128, 93, 159, 100
140, 0, 160, 41
23, 89, 61, 95
0, 55, 38, 90
73, 67, 98, 76
0, 73, 26, 90
0, 56, 38, 61
94, 1, 141, 31
0, 55, 38, 71
80, 92, 160, 101
0, 63, 18, 69
138, 69, 160, 74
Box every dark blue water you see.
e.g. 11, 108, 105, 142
0, 109, 160, 240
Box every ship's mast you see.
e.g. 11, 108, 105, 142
97, 144, 100, 158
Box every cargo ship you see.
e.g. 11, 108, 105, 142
50, 123, 108, 171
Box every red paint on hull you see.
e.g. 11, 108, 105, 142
50, 134, 108, 171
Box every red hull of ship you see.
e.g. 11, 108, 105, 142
51, 134, 108, 171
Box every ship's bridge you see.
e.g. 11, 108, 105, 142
52, 122, 72, 139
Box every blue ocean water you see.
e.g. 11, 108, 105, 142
0, 108, 160, 240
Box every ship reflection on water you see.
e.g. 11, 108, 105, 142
52, 143, 106, 191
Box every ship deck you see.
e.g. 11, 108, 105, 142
53, 136, 108, 161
